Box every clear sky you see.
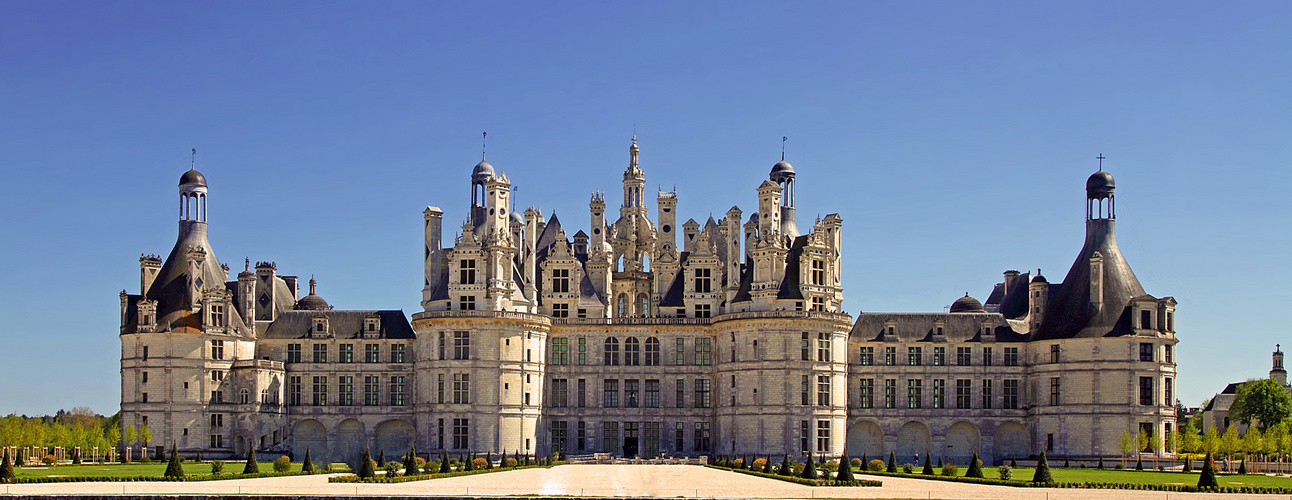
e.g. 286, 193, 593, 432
1, 1, 1288, 416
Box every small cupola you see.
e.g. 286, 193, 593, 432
295, 276, 330, 311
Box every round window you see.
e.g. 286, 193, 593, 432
662, 224, 671, 233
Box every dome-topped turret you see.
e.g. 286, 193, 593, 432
179, 168, 207, 188
472, 160, 495, 183
1086, 171, 1115, 199
770, 160, 795, 180
295, 277, 330, 311
949, 293, 985, 313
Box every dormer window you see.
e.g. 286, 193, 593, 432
364, 316, 381, 336
694, 268, 712, 293
552, 268, 570, 293
460, 259, 477, 285
811, 260, 825, 286
209, 304, 225, 328
313, 316, 328, 336
1140, 309, 1153, 330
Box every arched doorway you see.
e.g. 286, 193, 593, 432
846, 420, 884, 459
994, 422, 1028, 461
336, 419, 365, 465
292, 420, 327, 460
375, 420, 415, 459
896, 421, 931, 465
943, 422, 981, 465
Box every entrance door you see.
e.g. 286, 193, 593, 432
623, 437, 639, 459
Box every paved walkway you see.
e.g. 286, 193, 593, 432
1, 464, 1287, 499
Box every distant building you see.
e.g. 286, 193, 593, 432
120, 141, 1177, 466
1198, 346, 1290, 434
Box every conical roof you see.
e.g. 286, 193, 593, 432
1033, 218, 1145, 340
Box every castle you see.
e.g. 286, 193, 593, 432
119, 139, 1177, 466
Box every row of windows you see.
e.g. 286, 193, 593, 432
549, 378, 713, 408
858, 346, 1020, 366
857, 378, 1022, 410
285, 343, 407, 364
286, 375, 408, 407
551, 420, 711, 454
549, 337, 714, 366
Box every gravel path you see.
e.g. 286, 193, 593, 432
1, 464, 1287, 499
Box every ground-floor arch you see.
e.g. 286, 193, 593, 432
994, 421, 1028, 460
375, 419, 415, 459
896, 421, 931, 464
292, 419, 327, 461
336, 419, 365, 465
845, 420, 884, 459
943, 421, 981, 465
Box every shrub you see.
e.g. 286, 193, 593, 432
1, 448, 16, 483
966, 452, 984, 478
940, 463, 958, 476
42, 455, 56, 466
902, 463, 914, 474
887, 452, 897, 473
164, 443, 184, 478
997, 465, 1012, 480
1238, 458, 1247, 475
439, 451, 451, 473
140, 454, 151, 464
835, 453, 854, 481
302, 447, 315, 473
1198, 453, 1218, 489
1098, 456, 1104, 469
1135, 454, 1143, 471
273, 456, 291, 473
823, 460, 838, 473
383, 462, 400, 477
504, 458, 518, 467
752, 458, 768, 471
414, 457, 427, 468
210, 460, 224, 475
921, 455, 934, 475
473, 458, 488, 470
424, 461, 439, 474
358, 448, 376, 478
243, 448, 259, 474
866, 459, 884, 472
1114, 463, 1124, 470
1032, 451, 1053, 484
850, 457, 862, 468
800, 454, 817, 479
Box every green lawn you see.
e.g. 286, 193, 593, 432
14, 461, 306, 478
859, 465, 1292, 489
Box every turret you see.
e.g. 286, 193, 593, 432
770, 158, 798, 238
589, 192, 606, 252
422, 206, 444, 309
1274, 345, 1287, 386
237, 259, 256, 327
657, 188, 677, 256
140, 254, 162, 296
756, 180, 782, 242
622, 137, 645, 209
682, 219, 699, 253
471, 159, 495, 226
1028, 270, 1049, 333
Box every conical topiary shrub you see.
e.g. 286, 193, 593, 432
1135, 453, 1143, 470
779, 453, 793, 476
800, 453, 817, 479
1097, 456, 1104, 469
164, 442, 184, 478
836, 452, 854, 481
887, 452, 897, 473
404, 445, 417, 475
1010, 456, 1018, 468
1063, 456, 1070, 468
377, 450, 386, 468
921, 454, 934, 475
1198, 453, 1218, 489
1238, 457, 1247, 475
301, 447, 315, 473
243, 448, 259, 474
486, 452, 494, 469
860, 453, 867, 470
2, 448, 18, 483
358, 447, 375, 478
1032, 451, 1053, 483
1182, 455, 1192, 472
966, 451, 984, 478
72, 449, 81, 465
440, 451, 450, 473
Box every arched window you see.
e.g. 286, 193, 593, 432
260, 389, 270, 404
625, 337, 640, 366
240, 389, 250, 405
604, 338, 620, 366
617, 293, 629, 317
636, 293, 650, 318
645, 337, 660, 366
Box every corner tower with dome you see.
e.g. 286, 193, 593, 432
846, 168, 1177, 465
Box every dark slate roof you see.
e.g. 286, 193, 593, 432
1033, 219, 1146, 340
777, 234, 808, 300
261, 310, 415, 340
658, 252, 691, 308
850, 312, 1028, 343
983, 271, 1031, 319
577, 264, 604, 306
145, 221, 251, 336
731, 255, 754, 303
534, 214, 565, 263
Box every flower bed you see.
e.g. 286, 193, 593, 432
328, 462, 560, 483
705, 464, 881, 487
858, 469, 1292, 494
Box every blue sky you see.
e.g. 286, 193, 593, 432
1, 1, 1288, 415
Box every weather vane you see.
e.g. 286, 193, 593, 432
191, 148, 197, 167
781, 136, 787, 161
482, 132, 487, 160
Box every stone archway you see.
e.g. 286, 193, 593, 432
896, 421, 931, 465
336, 419, 365, 465
943, 421, 981, 465
994, 422, 1028, 461
292, 419, 327, 461
846, 420, 885, 459
234, 436, 247, 458
375, 420, 415, 459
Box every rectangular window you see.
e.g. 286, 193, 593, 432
391, 344, 406, 363
859, 346, 874, 365
1047, 433, 1054, 451
695, 378, 712, 408
645, 379, 660, 408
907, 379, 922, 409
694, 422, 710, 452
1140, 376, 1154, 405
365, 344, 379, 363
211, 370, 224, 381
339, 344, 353, 363
676, 379, 685, 408
625, 339, 640, 366
210, 413, 223, 427
933, 379, 946, 409
1003, 380, 1019, 409
1165, 345, 1173, 364
908, 346, 922, 366
289, 376, 301, 406
141, 371, 148, 384
286, 344, 301, 363
141, 393, 148, 403
453, 373, 470, 404
816, 420, 830, 452
210, 434, 224, 448
604, 379, 619, 408
1140, 343, 1154, 362
956, 379, 972, 409
1141, 309, 1153, 329
313, 343, 327, 363
552, 303, 569, 318
818, 333, 830, 362
577, 378, 586, 407
645, 337, 660, 366
800, 420, 810, 452
625, 379, 640, 408
552, 268, 570, 293
551, 420, 568, 453
142, 346, 148, 360
1165, 377, 1173, 406
551, 338, 569, 365
1050, 377, 1061, 405
460, 259, 476, 284
695, 303, 711, 318
390, 376, 405, 406
675, 422, 685, 451
578, 337, 587, 365
859, 378, 874, 408
210, 340, 224, 360
981, 379, 993, 409
211, 390, 223, 403
312, 376, 327, 406
366, 375, 381, 406
983, 347, 993, 366
675, 338, 687, 365
817, 375, 831, 406
453, 331, 470, 360
801, 375, 810, 405
933, 346, 945, 366
550, 379, 568, 407
811, 259, 826, 286
452, 418, 469, 449
811, 296, 825, 311
577, 421, 587, 452
885, 346, 897, 366
884, 379, 897, 409
643, 422, 660, 457
801, 332, 810, 361
338, 376, 354, 406
694, 267, 712, 293
695, 338, 712, 365
956, 347, 971, 366
1004, 347, 1019, 366
603, 422, 619, 454
459, 295, 475, 310
1050, 344, 1060, 363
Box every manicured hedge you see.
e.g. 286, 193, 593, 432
705, 464, 881, 487
858, 469, 1292, 494
329, 462, 561, 483
2, 469, 317, 484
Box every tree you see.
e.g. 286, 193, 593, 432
358, 448, 375, 478
440, 450, 450, 473
1032, 451, 1053, 483
122, 423, 137, 462
404, 445, 417, 475
301, 447, 315, 473
1202, 425, 1220, 456
1230, 378, 1292, 430
1148, 433, 1163, 469
1, 448, 16, 483
1197, 453, 1218, 489
1181, 419, 1202, 456
1220, 425, 1241, 470
778, 452, 792, 476
164, 441, 184, 478
1117, 430, 1134, 468
242, 448, 259, 474
1243, 427, 1264, 470
139, 423, 152, 456
1262, 423, 1282, 473
799, 453, 816, 479
836, 452, 854, 481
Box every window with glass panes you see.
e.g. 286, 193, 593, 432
551, 338, 569, 365
287, 344, 301, 363
907, 379, 922, 408
885, 347, 897, 365
338, 376, 354, 406
933, 346, 945, 366
1140, 376, 1154, 405
859, 379, 874, 408
625, 338, 640, 366
859, 346, 874, 365
675, 338, 687, 365
645, 337, 660, 365
578, 337, 587, 365
1003, 379, 1019, 409
453, 331, 470, 360
694, 422, 710, 452
603, 422, 619, 453
552, 268, 570, 292
816, 420, 830, 452
981, 379, 992, 409
908, 346, 922, 366
289, 376, 302, 406
983, 347, 993, 366
801, 375, 810, 405
312, 376, 327, 406
365, 344, 379, 363
884, 379, 897, 408
339, 344, 353, 363
625, 380, 639, 408
452, 418, 468, 449
817, 375, 831, 406
695, 379, 712, 408
390, 376, 406, 406
956, 379, 971, 409
645, 379, 659, 408
956, 347, 971, 366
551, 421, 567, 453
695, 338, 712, 365
365, 376, 380, 405
694, 267, 711, 292
391, 344, 406, 363
604, 338, 619, 365
453, 373, 470, 404
933, 379, 946, 408
603, 379, 619, 407
801, 333, 810, 360
817, 333, 830, 361
1050, 377, 1061, 405
1004, 347, 1018, 366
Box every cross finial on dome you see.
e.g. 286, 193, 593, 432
1096, 153, 1106, 171
482, 132, 487, 161
191, 148, 196, 168
782, 136, 787, 161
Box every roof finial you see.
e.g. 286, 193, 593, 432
482, 132, 487, 161
1096, 153, 1106, 172
245, 258, 250, 272
309, 275, 317, 295
781, 136, 787, 161
191, 148, 197, 168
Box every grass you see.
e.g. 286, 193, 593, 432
14, 461, 309, 478
859, 465, 1292, 489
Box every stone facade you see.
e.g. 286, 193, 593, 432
120, 142, 1176, 467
